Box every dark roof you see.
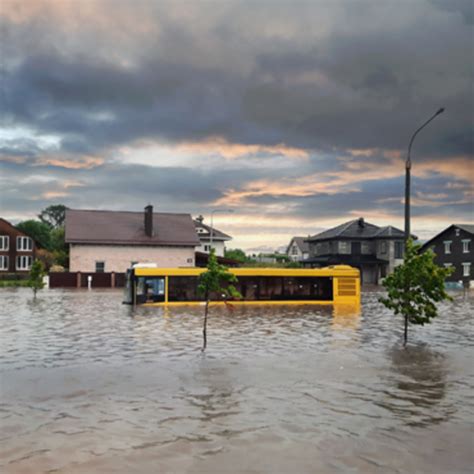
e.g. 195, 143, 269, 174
307, 218, 407, 241
455, 224, 474, 234
194, 220, 232, 241
420, 223, 474, 250
65, 209, 200, 246
287, 236, 310, 253
195, 251, 240, 267
302, 254, 388, 265
0, 218, 35, 240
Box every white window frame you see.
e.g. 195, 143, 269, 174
0, 236, 9, 251
462, 239, 471, 253
17, 236, 33, 251
95, 261, 105, 273
443, 241, 452, 254
443, 263, 453, 269
0, 255, 9, 271
462, 262, 471, 277
380, 241, 387, 254
16, 255, 32, 271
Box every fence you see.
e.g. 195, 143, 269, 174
49, 272, 126, 288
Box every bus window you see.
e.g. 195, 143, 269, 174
145, 277, 165, 303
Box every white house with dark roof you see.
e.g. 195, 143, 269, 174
304, 217, 410, 284
66, 206, 200, 272
194, 215, 232, 257
286, 236, 310, 262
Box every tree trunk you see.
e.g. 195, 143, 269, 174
403, 313, 408, 346
202, 299, 209, 351
33, 287, 37, 300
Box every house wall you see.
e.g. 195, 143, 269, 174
69, 244, 195, 272
423, 227, 473, 283
0, 219, 36, 273
197, 240, 226, 257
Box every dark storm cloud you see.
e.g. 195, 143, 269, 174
2, 0, 472, 157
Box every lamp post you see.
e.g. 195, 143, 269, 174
404, 107, 445, 245
210, 209, 234, 253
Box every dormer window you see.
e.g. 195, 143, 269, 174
17, 236, 33, 251
197, 227, 206, 234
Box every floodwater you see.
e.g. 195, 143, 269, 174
0, 289, 473, 474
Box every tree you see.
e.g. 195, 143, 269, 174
16, 220, 52, 250
50, 226, 66, 252
29, 260, 46, 299
198, 249, 241, 351
38, 204, 67, 229
36, 248, 55, 270
49, 226, 69, 268
224, 248, 250, 263
379, 239, 453, 346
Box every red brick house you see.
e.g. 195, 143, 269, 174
0, 218, 36, 274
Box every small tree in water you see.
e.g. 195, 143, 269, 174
29, 260, 46, 300
379, 239, 453, 346
198, 249, 241, 351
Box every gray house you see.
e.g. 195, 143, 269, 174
303, 218, 407, 284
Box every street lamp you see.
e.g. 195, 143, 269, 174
404, 107, 445, 244
210, 209, 234, 251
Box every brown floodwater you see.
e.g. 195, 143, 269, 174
0, 288, 473, 473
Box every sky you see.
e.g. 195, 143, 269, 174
0, 0, 472, 251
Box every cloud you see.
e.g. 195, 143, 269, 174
0, 0, 472, 249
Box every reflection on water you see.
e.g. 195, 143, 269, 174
378, 345, 450, 427
0, 288, 473, 473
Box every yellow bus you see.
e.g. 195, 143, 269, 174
123, 265, 360, 307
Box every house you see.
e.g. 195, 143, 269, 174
65, 206, 200, 273
420, 224, 473, 286
0, 218, 36, 273
194, 215, 232, 257
304, 217, 408, 284
286, 236, 310, 262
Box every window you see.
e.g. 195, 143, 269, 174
291, 245, 299, 255
95, 261, 105, 273
455, 228, 460, 237
380, 241, 387, 254
444, 263, 453, 269
462, 263, 471, 277
462, 240, 471, 253
16, 255, 32, 270
394, 241, 404, 259
204, 245, 211, 252
0, 236, 9, 251
443, 241, 452, 254
0, 256, 8, 271
17, 236, 33, 251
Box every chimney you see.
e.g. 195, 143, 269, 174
358, 217, 365, 228
144, 205, 153, 237
196, 214, 204, 224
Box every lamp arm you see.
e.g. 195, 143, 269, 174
406, 110, 444, 167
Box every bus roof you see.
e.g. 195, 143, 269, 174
134, 265, 359, 278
